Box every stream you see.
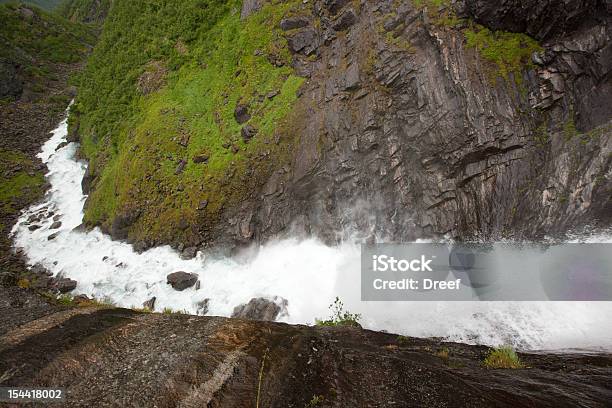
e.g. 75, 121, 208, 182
11, 109, 612, 352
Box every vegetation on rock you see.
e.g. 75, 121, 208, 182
483, 346, 524, 369
71, 0, 305, 246
315, 297, 362, 327
0, 2, 94, 102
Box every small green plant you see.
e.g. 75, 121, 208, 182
305, 395, 324, 407
483, 346, 524, 369
16, 278, 30, 289
397, 335, 410, 345
315, 297, 361, 327
435, 347, 450, 361
162, 307, 187, 314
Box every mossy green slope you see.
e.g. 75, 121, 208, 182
0, 0, 62, 11
73, 0, 304, 246
0, 2, 95, 101
57, 0, 112, 24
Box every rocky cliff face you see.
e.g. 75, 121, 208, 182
223, 0, 611, 248
76, 0, 611, 252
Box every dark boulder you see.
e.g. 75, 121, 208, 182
180, 246, 198, 260
166, 271, 198, 291
280, 16, 310, 31
231, 297, 288, 321
50, 221, 62, 229
143, 296, 156, 310
266, 90, 279, 99
54, 278, 77, 293
47, 232, 59, 240
192, 154, 209, 164
241, 124, 258, 142
234, 104, 251, 124
174, 159, 187, 175
287, 28, 319, 55
240, 0, 261, 19
333, 8, 357, 31
324, 0, 349, 15
196, 298, 210, 315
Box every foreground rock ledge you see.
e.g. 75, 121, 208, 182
0, 306, 610, 407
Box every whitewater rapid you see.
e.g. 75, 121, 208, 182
11, 110, 612, 352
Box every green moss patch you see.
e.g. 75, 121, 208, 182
464, 23, 542, 85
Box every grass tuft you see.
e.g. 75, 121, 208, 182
483, 346, 524, 369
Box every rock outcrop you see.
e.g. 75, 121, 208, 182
231, 296, 288, 321
73, 0, 611, 251
0, 305, 611, 407
211, 0, 612, 247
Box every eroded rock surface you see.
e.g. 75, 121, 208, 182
209, 0, 612, 247
0, 306, 610, 407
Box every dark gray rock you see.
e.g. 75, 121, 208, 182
50, 221, 62, 229
343, 62, 360, 90
174, 159, 187, 175
333, 8, 357, 31
280, 16, 310, 31
240, 0, 261, 19
28, 225, 40, 231
241, 124, 258, 142
143, 296, 156, 310
324, 0, 349, 15
166, 271, 198, 291
231, 297, 288, 321
287, 28, 319, 55
234, 104, 251, 124
180, 246, 198, 259
266, 90, 279, 99
55, 141, 69, 151
54, 278, 77, 293
196, 298, 209, 315
47, 232, 59, 240
192, 154, 209, 164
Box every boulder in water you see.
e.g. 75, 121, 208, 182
166, 271, 198, 291
231, 297, 288, 321
196, 298, 209, 315
54, 278, 77, 293
143, 297, 156, 310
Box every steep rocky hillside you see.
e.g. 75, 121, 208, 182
0, 3, 94, 284
57, 0, 112, 24
72, 0, 611, 256
0, 0, 62, 10
1, 303, 611, 407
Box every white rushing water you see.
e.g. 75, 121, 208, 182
11, 110, 612, 352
